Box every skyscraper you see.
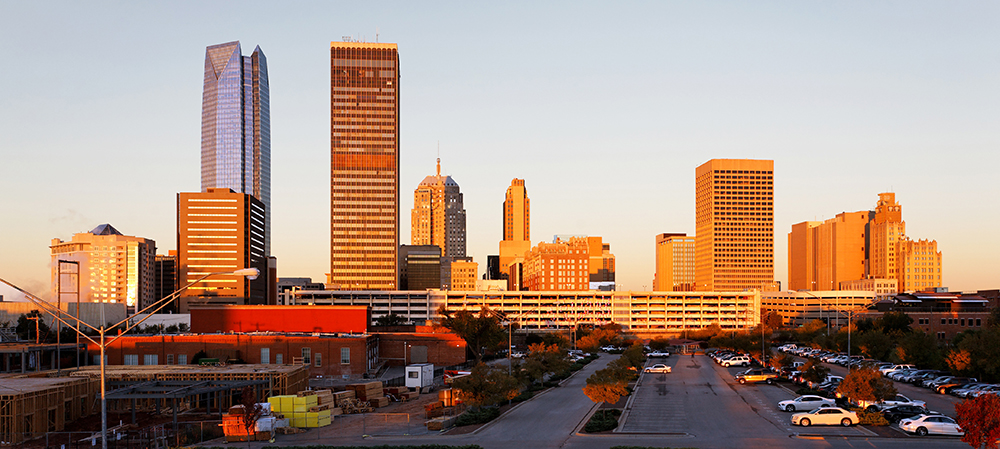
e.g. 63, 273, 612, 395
870, 192, 903, 280
695, 159, 775, 292
411, 158, 467, 258
177, 188, 267, 312
499, 179, 531, 276
787, 211, 870, 291
330, 42, 400, 290
201, 41, 270, 256
654, 233, 695, 292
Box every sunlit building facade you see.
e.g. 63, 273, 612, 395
523, 237, 589, 291
50, 224, 155, 308
177, 188, 267, 311
787, 211, 870, 291
201, 41, 270, 256
654, 233, 695, 291
897, 239, 943, 292
695, 159, 775, 292
330, 41, 400, 290
449, 259, 479, 291
760, 290, 876, 328
411, 158, 466, 258
499, 179, 531, 277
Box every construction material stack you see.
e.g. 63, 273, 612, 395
223, 403, 280, 442
266, 391, 332, 428
347, 381, 389, 408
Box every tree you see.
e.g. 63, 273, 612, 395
451, 363, 520, 409
521, 343, 570, 386
648, 337, 671, 351
16, 311, 51, 342
797, 319, 827, 341
947, 349, 974, 376
836, 368, 897, 408
894, 330, 943, 368
771, 353, 795, 370
239, 386, 263, 447
577, 327, 621, 352
761, 311, 784, 329
956, 328, 1000, 382
374, 313, 408, 327
436, 305, 507, 364
956, 393, 1000, 449
583, 366, 629, 406
800, 359, 830, 385
988, 306, 1000, 328
857, 329, 893, 361
875, 311, 913, 335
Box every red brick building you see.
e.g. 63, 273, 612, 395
190, 305, 369, 334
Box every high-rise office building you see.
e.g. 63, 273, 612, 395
201, 41, 270, 256
499, 179, 531, 276
586, 236, 616, 285
330, 41, 400, 290
411, 158, 466, 258
154, 251, 178, 312
397, 245, 441, 291
177, 188, 267, 312
50, 224, 156, 308
787, 211, 870, 291
654, 233, 695, 291
870, 193, 904, 280
695, 159, 775, 292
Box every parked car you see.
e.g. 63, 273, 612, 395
899, 414, 964, 436
778, 395, 836, 412
648, 350, 671, 358
864, 394, 926, 411
736, 368, 779, 385
882, 405, 936, 423
791, 407, 858, 427
935, 378, 978, 394
808, 375, 843, 389
881, 364, 915, 376
721, 355, 750, 367
644, 364, 672, 373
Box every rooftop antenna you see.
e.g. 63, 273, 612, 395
376, 27, 379, 43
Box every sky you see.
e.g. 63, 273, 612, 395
1, 1, 998, 298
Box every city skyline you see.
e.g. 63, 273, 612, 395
2, 2, 998, 297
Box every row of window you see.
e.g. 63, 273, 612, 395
120, 348, 352, 367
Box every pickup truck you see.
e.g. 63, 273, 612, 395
736, 368, 778, 385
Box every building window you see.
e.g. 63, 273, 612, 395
341, 347, 350, 365
315, 353, 322, 367
178, 354, 187, 365
302, 348, 311, 364
941, 318, 946, 325
977, 319, 982, 327
937, 332, 945, 339
166, 354, 174, 365
276, 353, 283, 364
124, 354, 138, 365
143, 354, 158, 365
261, 348, 270, 364
961, 318, 966, 327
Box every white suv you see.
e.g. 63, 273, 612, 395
722, 355, 750, 367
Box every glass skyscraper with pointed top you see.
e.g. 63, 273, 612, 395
201, 41, 270, 256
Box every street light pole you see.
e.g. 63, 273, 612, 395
22, 267, 259, 449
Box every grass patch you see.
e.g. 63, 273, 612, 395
584, 409, 622, 433
455, 407, 502, 426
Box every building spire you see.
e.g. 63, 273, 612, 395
436, 157, 441, 177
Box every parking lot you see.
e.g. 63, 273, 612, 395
619, 354, 948, 441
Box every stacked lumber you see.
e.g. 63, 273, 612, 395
346, 381, 384, 401
370, 396, 391, 408
425, 415, 457, 431
332, 390, 355, 406
314, 389, 335, 407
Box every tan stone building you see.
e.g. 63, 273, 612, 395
329, 41, 400, 290
177, 188, 267, 311
523, 237, 589, 291
654, 233, 695, 291
839, 278, 898, 297
694, 159, 775, 292
411, 158, 466, 258
787, 211, 870, 291
50, 224, 156, 309
871, 193, 904, 281
586, 236, 616, 284
449, 259, 479, 291
897, 239, 943, 292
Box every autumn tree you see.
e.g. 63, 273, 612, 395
239, 386, 263, 447
956, 393, 1000, 449
836, 367, 897, 408
857, 329, 893, 361
577, 327, 622, 352
436, 305, 507, 364
955, 328, 1000, 382
771, 353, 795, 370
894, 330, 943, 368
521, 343, 571, 386
451, 363, 520, 409
583, 366, 630, 407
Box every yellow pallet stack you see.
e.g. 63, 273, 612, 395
267, 393, 331, 428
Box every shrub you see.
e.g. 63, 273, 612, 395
857, 410, 889, 426
455, 407, 501, 426
569, 362, 584, 371
584, 409, 622, 433
795, 388, 822, 396
511, 390, 535, 403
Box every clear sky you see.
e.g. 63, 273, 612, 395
1, 1, 998, 297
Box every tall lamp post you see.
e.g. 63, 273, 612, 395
22, 267, 259, 449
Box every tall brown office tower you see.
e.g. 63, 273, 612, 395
177, 188, 267, 312
411, 158, 466, 258
870, 192, 903, 280
498, 179, 531, 278
329, 42, 400, 290
695, 159, 775, 292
